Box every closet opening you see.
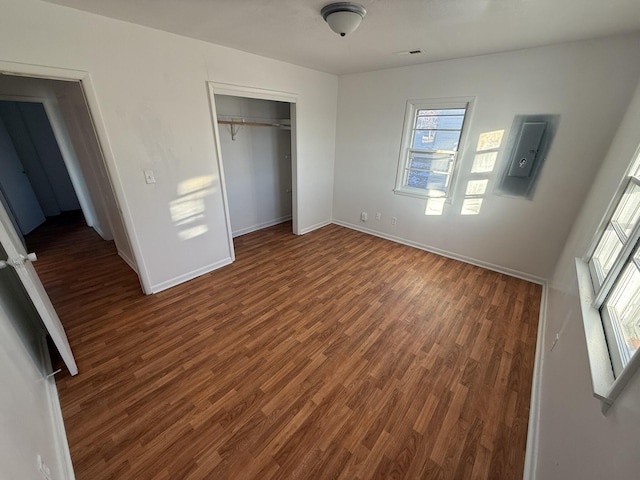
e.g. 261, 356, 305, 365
208, 83, 298, 259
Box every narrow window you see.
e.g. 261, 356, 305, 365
395, 98, 473, 199
588, 174, 640, 376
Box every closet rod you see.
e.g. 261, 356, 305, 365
218, 119, 281, 128
218, 119, 290, 140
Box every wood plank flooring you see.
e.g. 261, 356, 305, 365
28, 215, 541, 479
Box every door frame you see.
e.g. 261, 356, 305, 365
207, 82, 299, 261
0, 60, 151, 293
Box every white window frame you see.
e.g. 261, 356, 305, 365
576, 146, 640, 412
394, 97, 474, 200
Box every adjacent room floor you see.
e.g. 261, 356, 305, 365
28, 217, 541, 479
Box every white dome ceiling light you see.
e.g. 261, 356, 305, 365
321, 2, 367, 37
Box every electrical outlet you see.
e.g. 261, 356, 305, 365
361, 212, 367, 222
391, 217, 397, 225
375, 212, 381, 220
37, 455, 52, 480
143, 169, 156, 184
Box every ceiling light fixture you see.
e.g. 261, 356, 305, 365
321, 2, 367, 37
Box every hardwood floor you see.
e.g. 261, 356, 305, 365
28, 216, 541, 479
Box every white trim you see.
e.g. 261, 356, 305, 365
332, 220, 546, 285
92, 223, 107, 241
232, 216, 292, 238
584, 144, 640, 261
208, 82, 298, 104
575, 257, 640, 412
118, 250, 138, 274
150, 257, 233, 293
206, 84, 237, 265
394, 96, 475, 201
208, 81, 301, 241
298, 219, 332, 235
38, 334, 76, 480
0, 61, 86, 82
523, 283, 548, 480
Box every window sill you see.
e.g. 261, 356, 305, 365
393, 188, 449, 201
575, 257, 640, 413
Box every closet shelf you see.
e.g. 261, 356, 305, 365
217, 118, 291, 140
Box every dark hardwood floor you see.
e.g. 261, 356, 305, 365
27, 215, 541, 479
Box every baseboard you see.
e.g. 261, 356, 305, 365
117, 250, 138, 273
38, 334, 76, 480
523, 283, 548, 480
92, 224, 110, 241
150, 257, 233, 294
232, 216, 292, 238
332, 220, 547, 285
298, 219, 332, 235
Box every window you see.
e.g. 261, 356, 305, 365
395, 98, 472, 199
588, 174, 640, 376
577, 149, 640, 409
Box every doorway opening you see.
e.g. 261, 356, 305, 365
208, 83, 298, 260
215, 95, 293, 238
0, 67, 143, 375
0, 74, 139, 279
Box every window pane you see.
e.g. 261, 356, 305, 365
406, 170, 448, 193
406, 169, 428, 189
409, 152, 452, 172
612, 181, 640, 238
416, 115, 465, 130
412, 129, 461, 150
416, 108, 465, 117
592, 224, 624, 280
602, 258, 640, 366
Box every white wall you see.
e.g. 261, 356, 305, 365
215, 95, 292, 237
333, 34, 640, 280
0, 0, 338, 293
52, 81, 121, 245
19, 101, 81, 213
0, 115, 45, 235
0, 101, 81, 217
0, 102, 62, 218
0, 243, 72, 480
533, 76, 640, 480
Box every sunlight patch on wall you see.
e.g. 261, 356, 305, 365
170, 174, 217, 240
471, 152, 498, 173
465, 179, 488, 196
461, 198, 483, 215
461, 130, 504, 216
425, 197, 446, 215
476, 130, 504, 151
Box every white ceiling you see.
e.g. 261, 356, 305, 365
45, 0, 640, 75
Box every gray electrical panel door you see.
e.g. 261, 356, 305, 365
507, 121, 547, 178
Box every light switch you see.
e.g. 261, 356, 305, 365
144, 169, 156, 184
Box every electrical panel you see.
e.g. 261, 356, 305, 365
497, 114, 559, 199
506, 121, 547, 178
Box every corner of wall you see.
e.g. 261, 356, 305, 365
523, 283, 548, 480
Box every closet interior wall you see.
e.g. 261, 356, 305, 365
215, 95, 292, 237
